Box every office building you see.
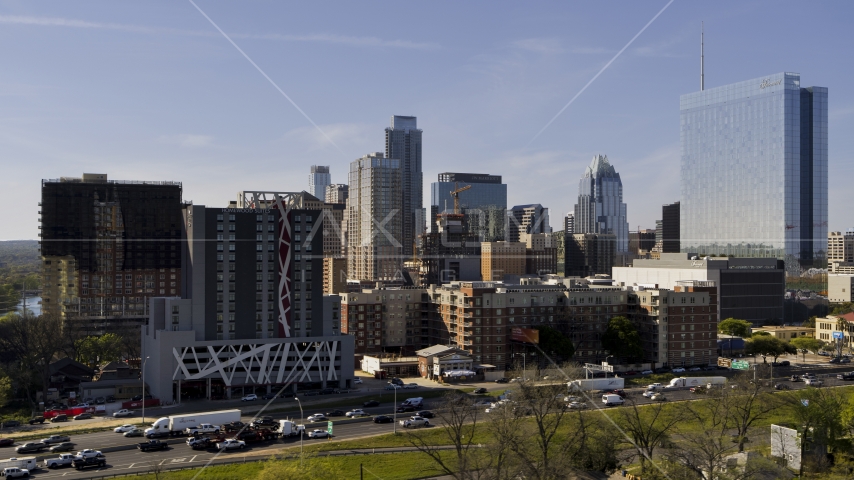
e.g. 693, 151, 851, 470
39, 174, 183, 333
143, 191, 354, 402
828, 274, 854, 303
507, 204, 550, 243
431, 172, 507, 243
566, 234, 616, 277
564, 213, 574, 235
419, 213, 481, 286
612, 253, 785, 326
520, 232, 557, 275
385, 115, 423, 258
629, 230, 656, 255
573, 155, 629, 253
325, 184, 349, 205
308, 166, 331, 201
828, 231, 854, 273
816, 314, 854, 350
347, 152, 403, 282
662, 202, 680, 253
680, 73, 827, 271
481, 242, 526, 281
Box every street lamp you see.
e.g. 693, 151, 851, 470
605, 355, 614, 378
294, 397, 304, 466
141, 356, 150, 426
388, 381, 397, 434
515, 352, 527, 381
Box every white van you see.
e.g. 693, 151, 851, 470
402, 397, 424, 407
0, 457, 37, 471
602, 394, 624, 407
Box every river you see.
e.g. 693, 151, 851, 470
0, 295, 42, 316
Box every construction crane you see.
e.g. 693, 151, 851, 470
450, 182, 471, 215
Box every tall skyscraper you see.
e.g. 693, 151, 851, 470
507, 204, 550, 243
308, 165, 331, 201
662, 201, 680, 253
573, 155, 629, 253
680, 72, 827, 271
40, 173, 183, 333
385, 116, 423, 258
347, 153, 402, 281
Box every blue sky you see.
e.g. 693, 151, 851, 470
1, 1, 853, 240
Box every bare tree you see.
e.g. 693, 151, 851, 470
666, 388, 739, 479
407, 390, 493, 480
719, 373, 780, 452
611, 395, 684, 475
0, 312, 68, 405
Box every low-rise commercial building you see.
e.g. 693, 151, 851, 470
751, 325, 814, 342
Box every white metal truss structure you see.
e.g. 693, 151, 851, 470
172, 340, 341, 387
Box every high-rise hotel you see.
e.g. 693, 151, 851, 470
680, 72, 827, 272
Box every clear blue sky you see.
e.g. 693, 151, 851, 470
2, 1, 853, 240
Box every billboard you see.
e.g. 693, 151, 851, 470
833, 331, 844, 340
510, 327, 539, 344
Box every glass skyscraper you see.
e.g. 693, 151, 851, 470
680, 72, 827, 272
573, 155, 629, 253
308, 165, 331, 201
385, 115, 423, 258
430, 172, 507, 242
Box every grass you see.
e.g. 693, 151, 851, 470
121, 451, 446, 480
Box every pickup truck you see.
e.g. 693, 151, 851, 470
40, 434, 71, 445
112, 409, 133, 418
251, 416, 277, 429
186, 436, 223, 450
184, 423, 221, 436
216, 439, 246, 451
45, 454, 76, 469
137, 440, 169, 452
400, 416, 430, 428
73, 455, 106, 470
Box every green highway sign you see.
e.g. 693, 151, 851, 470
327, 421, 333, 435
732, 360, 750, 370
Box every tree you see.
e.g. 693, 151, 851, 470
74, 333, 124, 366
0, 313, 69, 405
719, 373, 781, 452
783, 387, 847, 473
601, 316, 642, 361
745, 335, 795, 363
803, 316, 817, 328
666, 392, 738, 480
611, 397, 683, 475
717, 318, 753, 357
790, 337, 825, 363
532, 325, 574, 363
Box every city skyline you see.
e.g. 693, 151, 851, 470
2, 2, 854, 240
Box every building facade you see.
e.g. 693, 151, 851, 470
680, 72, 828, 272
325, 184, 349, 205
385, 115, 423, 259
566, 233, 616, 277
432, 172, 506, 243
507, 204, 550, 243
308, 166, 331, 201
40, 174, 183, 334
481, 242, 526, 281
347, 153, 403, 282
573, 155, 629, 253
662, 201, 680, 253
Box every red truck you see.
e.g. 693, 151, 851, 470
235, 428, 279, 443
43, 407, 95, 419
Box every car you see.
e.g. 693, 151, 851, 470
564, 395, 581, 403
567, 402, 588, 410
494, 378, 509, 384
417, 411, 435, 418
261, 392, 278, 400
16, 442, 47, 453
842, 358, 852, 364
278, 391, 294, 398
94, 397, 105, 405
40, 435, 71, 445
49, 442, 76, 452
805, 378, 823, 387
689, 386, 707, 394
703, 365, 718, 371
223, 421, 247, 432
306, 414, 327, 422
0, 438, 13, 447
385, 384, 401, 390
402, 383, 418, 389
345, 409, 366, 418
308, 429, 329, 439
774, 383, 791, 390
624, 370, 638, 376
106, 395, 115, 403
124, 428, 144, 437
818, 351, 830, 356
640, 370, 653, 375
131, 395, 143, 401
112, 409, 133, 418
75, 403, 90, 408
363, 400, 380, 408
114, 424, 137, 433
1, 420, 21, 428
241, 394, 258, 402
373, 415, 393, 423
642, 390, 657, 398
609, 389, 626, 398
790, 375, 801, 382
73, 413, 93, 420
26, 417, 44, 426
473, 388, 487, 394
688, 367, 702, 372
396, 405, 416, 413
302, 391, 319, 396
50, 415, 68, 423
76, 449, 103, 459
651, 393, 667, 401
671, 367, 686, 373
353, 378, 363, 384
801, 373, 817, 380
251, 416, 277, 428
830, 357, 842, 364
647, 383, 663, 391
319, 388, 340, 395
216, 439, 246, 451
1, 467, 30, 478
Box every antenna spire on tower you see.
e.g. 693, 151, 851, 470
701, 22, 704, 91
